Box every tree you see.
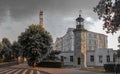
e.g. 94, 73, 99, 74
46, 50, 61, 61
94, 0, 120, 34
12, 41, 23, 59
18, 24, 53, 67
1, 38, 12, 61
0, 43, 3, 60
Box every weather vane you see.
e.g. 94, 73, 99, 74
79, 10, 82, 15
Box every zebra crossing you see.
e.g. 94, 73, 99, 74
0, 68, 43, 74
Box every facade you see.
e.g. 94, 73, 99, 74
58, 51, 74, 66
87, 48, 117, 67
54, 37, 63, 51
54, 13, 108, 68
86, 31, 108, 51
54, 29, 107, 52
58, 48, 117, 67
54, 28, 74, 51
62, 28, 74, 51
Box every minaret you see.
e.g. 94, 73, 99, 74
39, 11, 43, 26
73, 11, 87, 68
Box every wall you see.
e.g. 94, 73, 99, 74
58, 51, 74, 66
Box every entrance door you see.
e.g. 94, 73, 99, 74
78, 57, 81, 65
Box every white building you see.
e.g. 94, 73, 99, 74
54, 28, 74, 51
58, 51, 74, 66
87, 48, 117, 67
54, 27, 108, 67
86, 31, 108, 51
54, 13, 111, 68
54, 37, 63, 51
54, 28, 107, 52
58, 48, 117, 67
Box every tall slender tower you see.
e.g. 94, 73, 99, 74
73, 11, 87, 68
39, 11, 43, 26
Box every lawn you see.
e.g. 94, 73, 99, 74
81, 67, 105, 73
81, 67, 120, 74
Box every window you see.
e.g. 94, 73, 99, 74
61, 56, 64, 62
94, 41, 97, 45
78, 57, 81, 65
106, 55, 110, 62
99, 55, 102, 63
113, 54, 116, 62
89, 33, 91, 38
90, 55, 94, 62
70, 56, 73, 62
89, 46, 92, 50
89, 40, 92, 44
94, 34, 96, 38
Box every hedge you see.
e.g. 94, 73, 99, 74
36, 61, 62, 68
104, 64, 120, 72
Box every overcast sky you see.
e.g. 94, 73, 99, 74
0, 0, 119, 50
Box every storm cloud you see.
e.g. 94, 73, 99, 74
0, 0, 119, 49
0, 0, 99, 22
0, 0, 100, 39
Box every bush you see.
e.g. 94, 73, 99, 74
36, 61, 62, 68
104, 64, 120, 72
0, 59, 3, 63
27, 58, 35, 66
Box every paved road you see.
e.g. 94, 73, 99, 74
0, 67, 49, 74
0, 63, 114, 74
36, 67, 113, 74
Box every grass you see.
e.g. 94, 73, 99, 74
81, 67, 106, 73
81, 67, 120, 74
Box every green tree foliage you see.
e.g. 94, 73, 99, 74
1, 38, 12, 61
0, 43, 3, 59
94, 0, 120, 34
12, 41, 23, 58
18, 24, 53, 66
46, 50, 61, 61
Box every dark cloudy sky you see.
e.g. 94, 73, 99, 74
0, 0, 119, 50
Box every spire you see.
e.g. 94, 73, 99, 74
39, 10, 43, 26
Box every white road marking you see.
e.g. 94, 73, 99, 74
0, 68, 13, 73
14, 69, 23, 74
6, 69, 18, 74
30, 70, 33, 74
22, 69, 28, 74
37, 70, 41, 74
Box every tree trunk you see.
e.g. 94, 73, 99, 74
33, 62, 36, 67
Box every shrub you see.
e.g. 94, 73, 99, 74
0, 59, 3, 63
37, 61, 62, 68
104, 64, 120, 72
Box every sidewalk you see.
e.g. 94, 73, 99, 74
11, 62, 32, 69
11, 63, 115, 74
0, 61, 18, 67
